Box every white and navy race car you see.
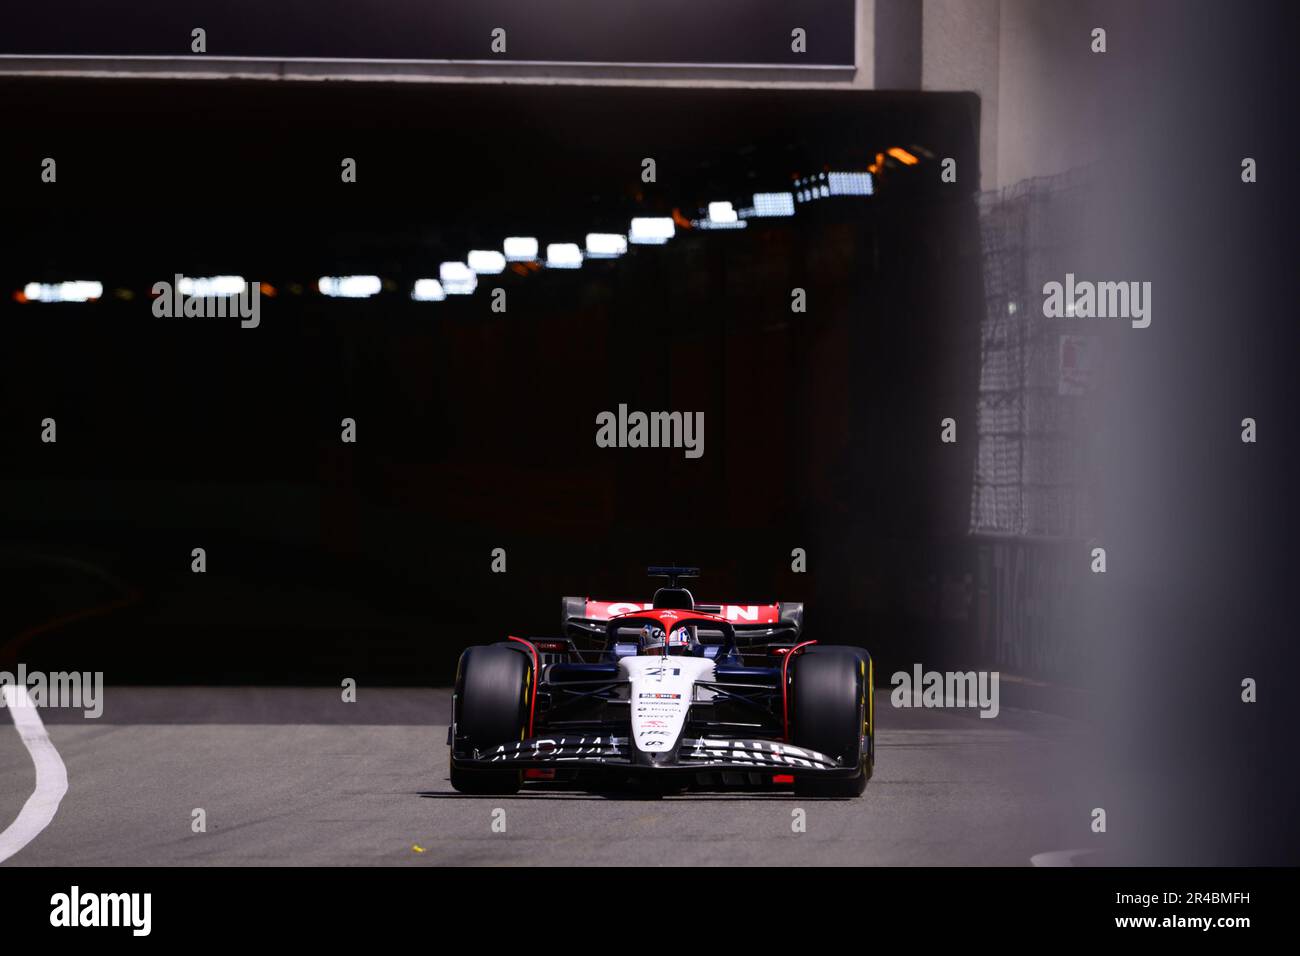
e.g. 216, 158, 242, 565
448, 567, 873, 797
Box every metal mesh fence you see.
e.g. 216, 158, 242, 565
970, 168, 1097, 539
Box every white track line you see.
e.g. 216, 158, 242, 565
0, 685, 69, 863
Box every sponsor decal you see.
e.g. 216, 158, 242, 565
681, 739, 835, 769
586, 601, 781, 624
486, 736, 625, 762
638, 692, 681, 699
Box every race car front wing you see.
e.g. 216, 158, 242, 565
461, 735, 843, 771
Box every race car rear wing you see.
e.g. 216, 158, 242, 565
561, 596, 804, 646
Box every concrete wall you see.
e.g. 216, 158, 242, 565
923, 0, 1108, 190
0, 0, 1107, 192
0, 2, 876, 90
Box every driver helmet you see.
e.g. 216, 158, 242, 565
638, 624, 699, 656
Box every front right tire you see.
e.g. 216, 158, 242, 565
449, 645, 530, 795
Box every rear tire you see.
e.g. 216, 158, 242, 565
449, 645, 530, 795
790, 646, 871, 798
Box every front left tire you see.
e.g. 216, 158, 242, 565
789, 646, 873, 797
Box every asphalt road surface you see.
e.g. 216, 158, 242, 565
0, 687, 1088, 866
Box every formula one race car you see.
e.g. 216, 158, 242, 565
448, 567, 873, 797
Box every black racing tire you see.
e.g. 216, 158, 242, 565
449, 645, 531, 795
790, 646, 871, 798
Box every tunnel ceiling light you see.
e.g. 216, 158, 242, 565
828, 172, 874, 196
318, 275, 381, 298
585, 233, 627, 258
545, 243, 583, 269
629, 217, 674, 245
707, 201, 738, 224
503, 237, 539, 262
467, 250, 506, 275
750, 192, 795, 217
178, 275, 246, 296
411, 278, 446, 302
21, 280, 103, 303
439, 261, 477, 295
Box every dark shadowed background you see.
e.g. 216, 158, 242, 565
0, 81, 981, 684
